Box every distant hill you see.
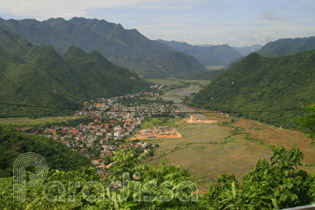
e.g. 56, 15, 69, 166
233, 45, 262, 56
0, 124, 91, 177
0, 30, 149, 117
157, 40, 242, 66
192, 50, 315, 128
258, 36, 315, 57
0, 17, 205, 77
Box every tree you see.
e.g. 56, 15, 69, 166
206, 146, 315, 210
295, 103, 315, 141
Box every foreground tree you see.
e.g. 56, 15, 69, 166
295, 103, 315, 141
206, 146, 315, 210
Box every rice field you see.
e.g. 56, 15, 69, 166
142, 78, 315, 193
205, 65, 224, 70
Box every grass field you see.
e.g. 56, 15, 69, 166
0, 116, 79, 126
148, 78, 210, 87
205, 66, 224, 70
141, 117, 177, 129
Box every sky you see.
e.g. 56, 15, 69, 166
0, 0, 315, 46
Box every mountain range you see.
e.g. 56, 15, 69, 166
257, 36, 315, 57
192, 50, 315, 128
157, 39, 243, 66
0, 17, 206, 77
0, 30, 149, 117
233, 45, 262, 56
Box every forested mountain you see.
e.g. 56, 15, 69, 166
0, 30, 149, 117
0, 124, 91, 177
157, 39, 242, 66
258, 36, 315, 57
192, 50, 315, 127
0, 17, 206, 77
233, 44, 262, 56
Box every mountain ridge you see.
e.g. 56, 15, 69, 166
0, 17, 206, 77
192, 50, 315, 128
0, 30, 149, 117
233, 44, 262, 56
257, 36, 315, 57
157, 39, 243, 66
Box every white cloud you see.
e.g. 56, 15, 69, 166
228, 36, 236, 41
249, 32, 274, 44
188, 36, 201, 45
0, 0, 314, 47
290, 0, 315, 3
0, 0, 206, 20
263, 10, 283, 21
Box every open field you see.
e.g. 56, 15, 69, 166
230, 117, 315, 167
144, 115, 272, 192
145, 111, 315, 192
161, 85, 204, 104
205, 65, 224, 70
130, 128, 182, 140
148, 78, 210, 87
0, 116, 79, 126
142, 78, 315, 193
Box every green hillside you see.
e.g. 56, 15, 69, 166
0, 30, 150, 117
0, 124, 91, 177
258, 36, 315, 57
192, 50, 315, 128
0, 17, 206, 77
157, 40, 242, 66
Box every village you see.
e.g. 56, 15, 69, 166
17, 84, 222, 174
19, 84, 179, 173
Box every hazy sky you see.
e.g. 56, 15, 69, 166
0, 0, 315, 46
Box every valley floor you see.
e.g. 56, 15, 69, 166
142, 79, 315, 193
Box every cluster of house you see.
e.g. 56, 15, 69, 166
76, 93, 175, 118
79, 86, 164, 112
24, 88, 176, 171
41, 117, 139, 147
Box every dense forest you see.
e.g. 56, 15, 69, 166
192, 50, 315, 128
258, 36, 315, 57
0, 30, 150, 117
0, 124, 91, 177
